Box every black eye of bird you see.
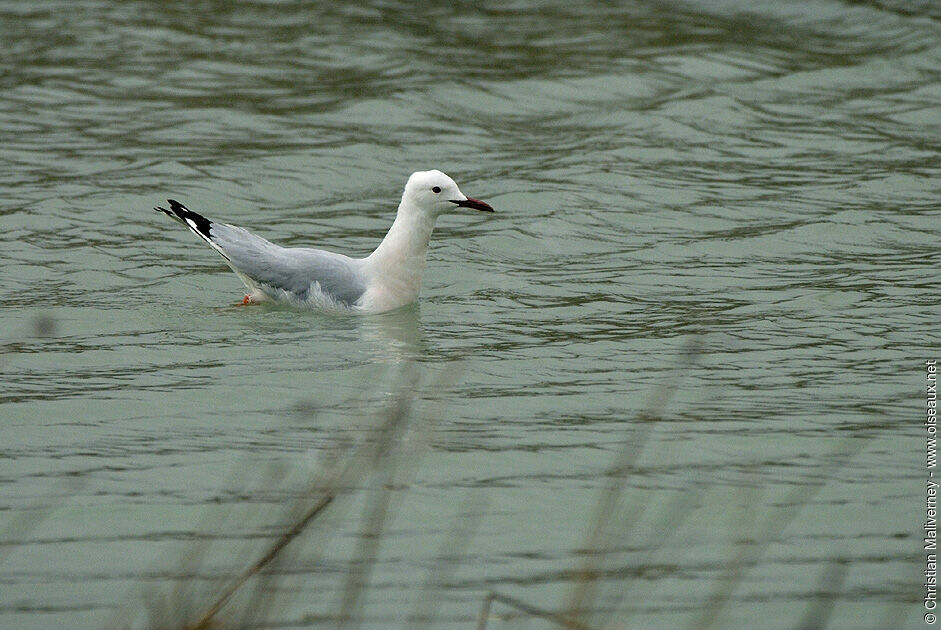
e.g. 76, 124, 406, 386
432, 186, 441, 193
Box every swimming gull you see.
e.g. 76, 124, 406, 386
155, 170, 494, 313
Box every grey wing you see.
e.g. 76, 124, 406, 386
211, 222, 367, 305
156, 200, 367, 306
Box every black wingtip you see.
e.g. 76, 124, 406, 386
157, 199, 213, 239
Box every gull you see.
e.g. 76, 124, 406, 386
155, 170, 494, 314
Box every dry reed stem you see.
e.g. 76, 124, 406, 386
566, 339, 702, 624
477, 591, 597, 630
795, 556, 848, 630
407, 490, 489, 629
336, 395, 413, 628
692, 436, 868, 630
337, 363, 459, 627
186, 366, 421, 628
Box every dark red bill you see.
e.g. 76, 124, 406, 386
450, 197, 494, 213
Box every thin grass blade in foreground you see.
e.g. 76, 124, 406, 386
189, 369, 421, 629
565, 339, 703, 624
691, 435, 871, 630
477, 592, 595, 630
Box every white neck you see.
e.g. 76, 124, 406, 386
361, 201, 438, 310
